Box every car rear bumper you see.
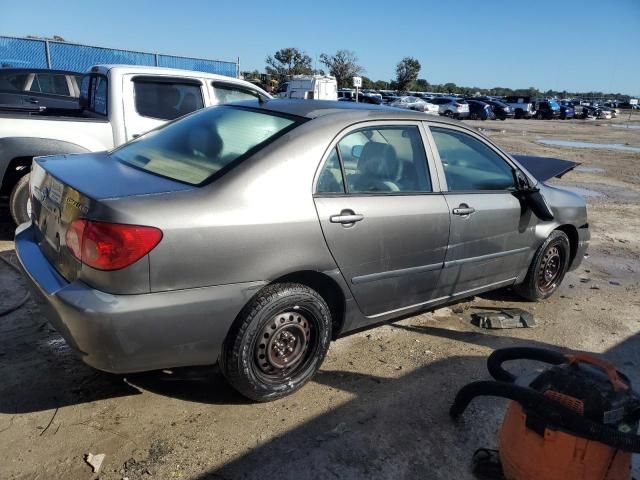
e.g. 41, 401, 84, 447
15, 223, 265, 373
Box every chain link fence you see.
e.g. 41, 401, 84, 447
0, 36, 238, 77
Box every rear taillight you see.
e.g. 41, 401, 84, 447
66, 219, 162, 271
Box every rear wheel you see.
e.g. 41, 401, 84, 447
444, 110, 454, 118
515, 231, 571, 301
220, 283, 332, 401
9, 173, 31, 225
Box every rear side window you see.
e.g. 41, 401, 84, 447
134, 80, 204, 120
430, 127, 515, 191
79, 74, 108, 115
212, 82, 261, 103
29, 74, 70, 95
327, 125, 431, 194
92, 77, 108, 115
113, 106, 301, 185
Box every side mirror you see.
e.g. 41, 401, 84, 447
352, 145, 363, 159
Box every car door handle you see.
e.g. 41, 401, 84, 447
330, 211, 364, 225
452, 204, 476, 216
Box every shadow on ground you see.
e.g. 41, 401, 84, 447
187, 329, 639, 480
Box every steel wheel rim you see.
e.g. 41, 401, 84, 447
254, 311, 312, 381
538, 245, 563, 293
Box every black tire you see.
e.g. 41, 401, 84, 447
444, 110, 454, 118
220, 283, 332, 402
514, 110, 523, 119
9, 173, 31, 225
515, 231, 571, 301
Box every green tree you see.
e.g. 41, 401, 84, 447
395, 57, 421, 92
265, 48, 313, 84
319, 50, 364, 88
415, 78, 430, 92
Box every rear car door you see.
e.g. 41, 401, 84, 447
123, 75, 207, 141
313, 122, 450, 318
426, 124, 536, 298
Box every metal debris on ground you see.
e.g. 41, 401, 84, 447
471, 309, 536, 329
85, 453, 106, 473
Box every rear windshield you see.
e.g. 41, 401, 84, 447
112, 106, 300, 185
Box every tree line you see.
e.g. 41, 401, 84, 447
242, 47, 631, 100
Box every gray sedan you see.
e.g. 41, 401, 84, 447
16, 100, 589, 401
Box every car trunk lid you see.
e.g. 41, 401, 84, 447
29, 152, 192, 282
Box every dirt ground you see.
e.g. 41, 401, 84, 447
0, 113, 639, 480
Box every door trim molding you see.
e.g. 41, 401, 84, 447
351, 261, 443, 285
444, 246, 529, 269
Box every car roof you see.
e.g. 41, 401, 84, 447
228, 99, 464, 126
0, 68, 81, 75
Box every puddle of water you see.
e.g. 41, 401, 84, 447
612, 124, 640, 130
538, 139, 640, 153
575, 166, 606, 174
554, 185, 604, 198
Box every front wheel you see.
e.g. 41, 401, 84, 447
220, 283, 332, 401
515, 231, 571, 301
9, 173, 31, 225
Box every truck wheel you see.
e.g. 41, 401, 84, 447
9, 174, 31, 225
515, 110, 523, 119
515, 231, 571, 301
220, 283, 332, 402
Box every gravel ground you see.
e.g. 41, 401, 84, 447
0, 113, 638, 480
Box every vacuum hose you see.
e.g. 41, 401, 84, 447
450, 380, 640, 453
487, 347, 567, 382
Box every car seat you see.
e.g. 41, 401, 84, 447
349, 142, 400, 192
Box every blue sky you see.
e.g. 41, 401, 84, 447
2, 0, 639, 95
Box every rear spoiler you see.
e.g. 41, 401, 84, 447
512, 154, 579, 182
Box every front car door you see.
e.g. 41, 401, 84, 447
426, 124, 537, 298
313, 122, 450, 319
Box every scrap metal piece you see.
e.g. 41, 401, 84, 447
471, 309, 536, 329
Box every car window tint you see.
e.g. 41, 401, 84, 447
5, 73, 29, 90
113, 106, 299, 186
28, 75, 41, 92
212, 82, 261, 103
134, 80, 204, 120
316, 147, 345, 194
338, 126, 431, 194
32, 74, 69, 95
92, 76, 108, 115
430, 127, 515, 191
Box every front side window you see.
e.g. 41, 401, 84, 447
212, 82, 261, 103
336, 125, 431, 193
430, 127, 515, 191
5, 73, 29, 91
113, 106, 300, 185
134, 80, 204, 120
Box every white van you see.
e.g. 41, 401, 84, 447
277, 75, 338, 100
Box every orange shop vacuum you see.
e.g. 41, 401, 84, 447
450, 347, 640, 480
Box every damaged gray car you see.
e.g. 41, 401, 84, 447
16, 100, 589, 401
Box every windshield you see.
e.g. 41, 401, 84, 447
113, 106, 300, 185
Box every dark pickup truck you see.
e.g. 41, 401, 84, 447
0, 68, 82, 110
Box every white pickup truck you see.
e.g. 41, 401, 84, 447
0, 65, 270, 223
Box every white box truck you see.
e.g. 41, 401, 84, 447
277, 75, 338, 100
